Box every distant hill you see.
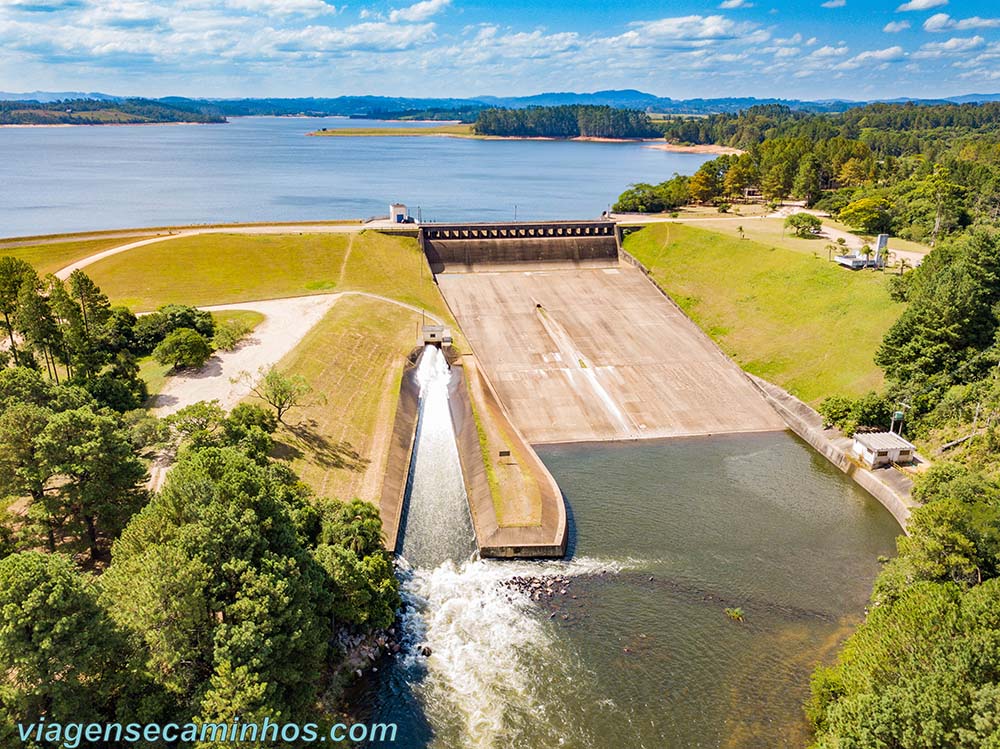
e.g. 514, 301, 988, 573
0, 98, 225, 125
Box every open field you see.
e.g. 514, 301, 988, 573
262, 295, 422, 503
623, 223, 905, 404
81, 231, 453, 320
438, 264, 784, 444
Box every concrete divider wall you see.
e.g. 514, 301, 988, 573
378, 359, 420, 552
448, 357, 567, 558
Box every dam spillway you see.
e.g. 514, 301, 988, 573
397, 345, 476, 568
421, 221, 786, 444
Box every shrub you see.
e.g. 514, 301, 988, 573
152, 328, 213, 370
785, 212, 823, 237
213, 318, 253, 351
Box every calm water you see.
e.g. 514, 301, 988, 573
364, 431, 900, 748
0, 117, 712, 237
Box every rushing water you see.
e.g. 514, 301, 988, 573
0, 117, 714, 237
365, 430, 900, 749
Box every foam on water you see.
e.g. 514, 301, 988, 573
391, 555, 643, 748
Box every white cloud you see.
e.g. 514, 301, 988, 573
914, 35, 985, 58
896, 0, 946, 10
719, 0, 753, 8
923, 13, 1000, 32
883, 20, 910, 33
227, 0, 336, 15
617, 14, 766, 49
821, 0, 845, 7
387, 0, 449, 23
833, 45, 905, 70
810, 44, 849, 58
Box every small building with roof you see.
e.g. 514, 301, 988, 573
851, 431, 916, 468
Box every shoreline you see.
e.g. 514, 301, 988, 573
0, 120, 223, 128
644, 142, 744, 155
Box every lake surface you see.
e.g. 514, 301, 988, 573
363, 430, 900, 748
0, 117, 712, 237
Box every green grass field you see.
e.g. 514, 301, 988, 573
261, 295, 422, 503
82, 231, 452, 321
623, 223, 905, 404
0, 236, 154, 275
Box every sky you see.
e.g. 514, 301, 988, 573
1, 0, 999, 100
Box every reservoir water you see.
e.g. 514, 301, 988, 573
366, 431, 899, 748
0, 117, 713, 237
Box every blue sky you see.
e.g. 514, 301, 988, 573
1, 0, 999, 99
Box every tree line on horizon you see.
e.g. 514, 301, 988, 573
472, 104, 662, 139
615, 102, 1000, 246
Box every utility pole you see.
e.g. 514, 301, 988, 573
514, 204, 518, 222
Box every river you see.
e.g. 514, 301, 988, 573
361, 351, 900, 748
0, 117, 713, 237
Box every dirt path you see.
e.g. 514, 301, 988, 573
148, 295, 341, 416
148, 292, 442, 418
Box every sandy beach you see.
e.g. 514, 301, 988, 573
644, 142, 744, 155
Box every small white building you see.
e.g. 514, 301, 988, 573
422, 325, 452, 347
852, 431, 916, 468
389, 203, 410, 223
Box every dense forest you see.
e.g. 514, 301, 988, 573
808, 230, 1000, 747
473, 105, 662, 139
615, 102, 1000, 245
0, 99, 225, 125
0, 263, 398, 744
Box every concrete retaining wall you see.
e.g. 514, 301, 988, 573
378, 359, 420, 552
746, 374, 917, 532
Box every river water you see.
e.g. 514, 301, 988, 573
0, 117, 713, 237
367, 407, 900, 747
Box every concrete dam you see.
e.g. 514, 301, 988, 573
421, 220, 786, 445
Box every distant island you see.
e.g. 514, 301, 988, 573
311, 105, 669, 143
0, 98, 225, 126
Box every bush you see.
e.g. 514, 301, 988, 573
818, 391, 894, 434
785, 212, 823, 237
213, 318, 253, 351
134, 304, 215, 353
152, 328, 213, 370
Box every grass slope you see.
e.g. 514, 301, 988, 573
82, 230, 451, 320
624, 223, 904, 404
0, 236, 153, 275
262, 295, 421, 503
